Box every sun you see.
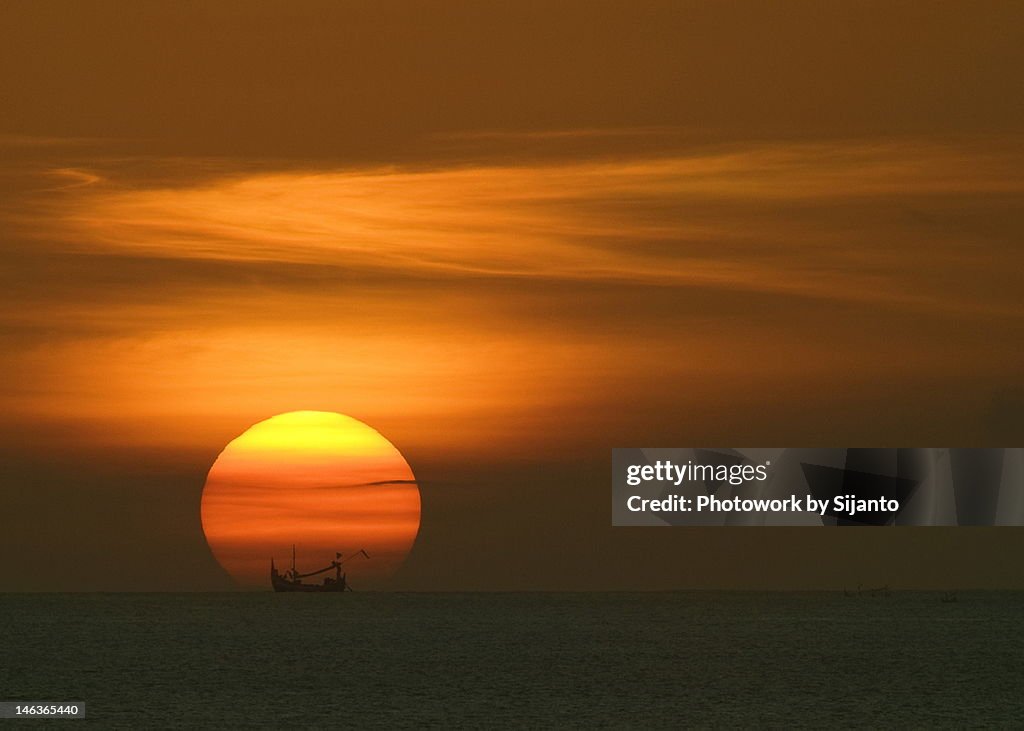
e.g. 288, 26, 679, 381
200, 411, 421, 589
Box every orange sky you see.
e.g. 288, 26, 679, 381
4, 141, 1023, 459
2, 1, 1023, 591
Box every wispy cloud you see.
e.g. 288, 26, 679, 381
3, 138, 1023, 456
23, 139, 1022, 315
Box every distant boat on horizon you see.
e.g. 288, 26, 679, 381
843, 583, 892, 598
270, 545, 369, 592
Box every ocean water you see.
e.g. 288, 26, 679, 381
2, 592, 1022, 728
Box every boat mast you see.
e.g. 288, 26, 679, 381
291, 544, 296, 578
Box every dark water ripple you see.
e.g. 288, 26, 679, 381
1, 592, 1022, 728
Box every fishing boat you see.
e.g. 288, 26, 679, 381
843, 583, 892, 598
270, 545, 369, 592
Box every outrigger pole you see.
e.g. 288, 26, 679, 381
288, 550, 370, 579
338, 549, 370, 564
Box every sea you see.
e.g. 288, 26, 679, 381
2, 591, 1022, 728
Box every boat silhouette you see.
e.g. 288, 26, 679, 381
843, 583, 892, 598
270, 545, 369, 592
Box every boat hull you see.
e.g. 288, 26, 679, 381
271, 572, 347, 592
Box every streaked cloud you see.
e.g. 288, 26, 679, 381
22, 140, 1023, 315
2, 137, 1022, 458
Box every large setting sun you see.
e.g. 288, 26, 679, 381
200, 411, 420, 589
